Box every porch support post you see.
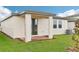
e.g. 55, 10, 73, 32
25, 14, 32, 42
48, 16, 53, 39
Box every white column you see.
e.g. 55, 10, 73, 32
48, 16, 53, 39
25, 14, 32, 42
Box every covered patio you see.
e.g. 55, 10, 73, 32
24, 11, 54, 42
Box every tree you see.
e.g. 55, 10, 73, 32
72, 20, 79, 51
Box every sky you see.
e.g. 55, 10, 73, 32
1, 6, 79, 21
4, 6, 79, 14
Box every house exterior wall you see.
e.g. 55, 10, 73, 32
12, 16, 25, 39
1, 17, 15, 38
53, 19, 68, 35
1, 16, 25, 39
1, 13, 68, 41
68, 21, 75, 33
68, 22, 75, 30
38, 18, 49, 36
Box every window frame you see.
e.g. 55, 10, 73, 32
58, 20, 62, 29
53, 20, 57, 29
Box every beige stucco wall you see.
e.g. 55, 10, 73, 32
1, 16, 25, 39
53, 19, 68, 35
25, 14, 32, 42
38, 18, 49, 35
12, 16, 25, 39
1, 17, 15, 38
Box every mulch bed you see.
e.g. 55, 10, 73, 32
66, 47, 79, 52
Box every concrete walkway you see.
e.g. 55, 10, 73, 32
32, 35, 49, 41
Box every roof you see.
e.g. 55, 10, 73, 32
53, 16, 67, 20
65, 14, 79, 22
1, 10, 56, 22
67, 14, 79, 17
20, 10, 56, 16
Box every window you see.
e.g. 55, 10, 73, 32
58, 20, 62, 28
53, 20, 57, 28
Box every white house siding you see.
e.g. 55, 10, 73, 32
68, 22, 75, 30
68, 22, 75, 33
1, 16, 25, 39
53, 19, 68, 35
38, 18, 49, 36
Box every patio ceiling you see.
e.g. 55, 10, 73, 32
31, 13, 49, 19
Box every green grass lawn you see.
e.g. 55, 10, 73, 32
0, 32, 74, 52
